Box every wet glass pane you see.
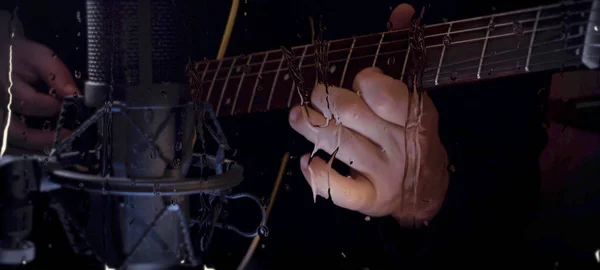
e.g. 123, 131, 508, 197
0, 0, 599, 269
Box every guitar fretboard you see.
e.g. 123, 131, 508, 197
191, 0, 594, 117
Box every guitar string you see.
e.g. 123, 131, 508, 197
199, 8, 593, 79
201, 3, 595, 74
422, 55, 594, 85
422, 41, 585, 81
200, 21, 592, 84
200, 20, 588, 86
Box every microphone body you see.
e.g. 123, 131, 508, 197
85, 0, 195, 268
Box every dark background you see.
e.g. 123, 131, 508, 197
3, 0, 599, 269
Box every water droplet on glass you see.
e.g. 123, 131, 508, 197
488, 68, 494, 76
78, 183, 84, 190
443, 35, 452, 46
43, 147, 50, 155
172, 158, 181, 168
130, 162, 138, 169
77, 32, 81, 37
449, 164, 456, 173
171, 197, 178, 206
243, 64, 251, 73
341, 252, 347, 258
21, 257, 27, 265
450, 72, 458, 81
76, 11, 81, 23
442, 17, 448, 23
49, 88, 57, 98
329, 65, 336, 74
161, 91, 167, 98
49, 73, 56, 81
130, 180, 136, 186
74, 70, 82, 79
365, 216, 371, 221
285, 184, 291, 191
283, 73, 290, 81
144, 109, 154, 123
386, 21, 393, 31
512, 21, 524, 35
42, 120, 52, 132
149, 148, 157, 159
55, 34, 59, 38
286, 171, 292, 176
386, 56, 396, 66
516, 61, 521, 69
488, 22, 495, 32
575, 48, 581, 55
175, 141, 183, 151
244, 12, 247, 16
491, 6, 496, 11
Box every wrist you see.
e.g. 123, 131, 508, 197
392, 160, 449, 227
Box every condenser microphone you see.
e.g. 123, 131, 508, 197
84, 0, 195, 269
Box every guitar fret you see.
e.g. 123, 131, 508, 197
267, 55, 285, 110
206, 59, 223, 100
477, 17, 494, 79
340, 37, 356, 87
200, 61, 210, 81
248, 52, 270, 113
231, 55, 253, 115
526, 8, 542, 72
435, 23, 453, 86
373, 33, 385, 67
287, 45, 309, 107
216, 58, 237, 116
401, 46, 411, 81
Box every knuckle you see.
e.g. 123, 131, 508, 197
337, 101, 360, 120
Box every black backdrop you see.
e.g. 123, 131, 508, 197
7, 0, 598, 269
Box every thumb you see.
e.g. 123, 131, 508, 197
300, 154, 375, 213
389, 3, 415, 30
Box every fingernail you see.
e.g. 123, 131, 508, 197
300, 155, 309, 169
65, 85, 80, 95
289, 107, 301, 122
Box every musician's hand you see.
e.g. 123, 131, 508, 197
289, 3, 449, 225
1, 24, 79, 152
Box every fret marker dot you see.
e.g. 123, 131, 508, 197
488, 22, 496, 32
225, 98, 232, 105
283, 73, 290, 81
329, 65, 337, 74
443, 35, 452, 46
512, 21, 524, 36
236, 66, 242, 73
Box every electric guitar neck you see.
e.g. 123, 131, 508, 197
190, 0, 598, 117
